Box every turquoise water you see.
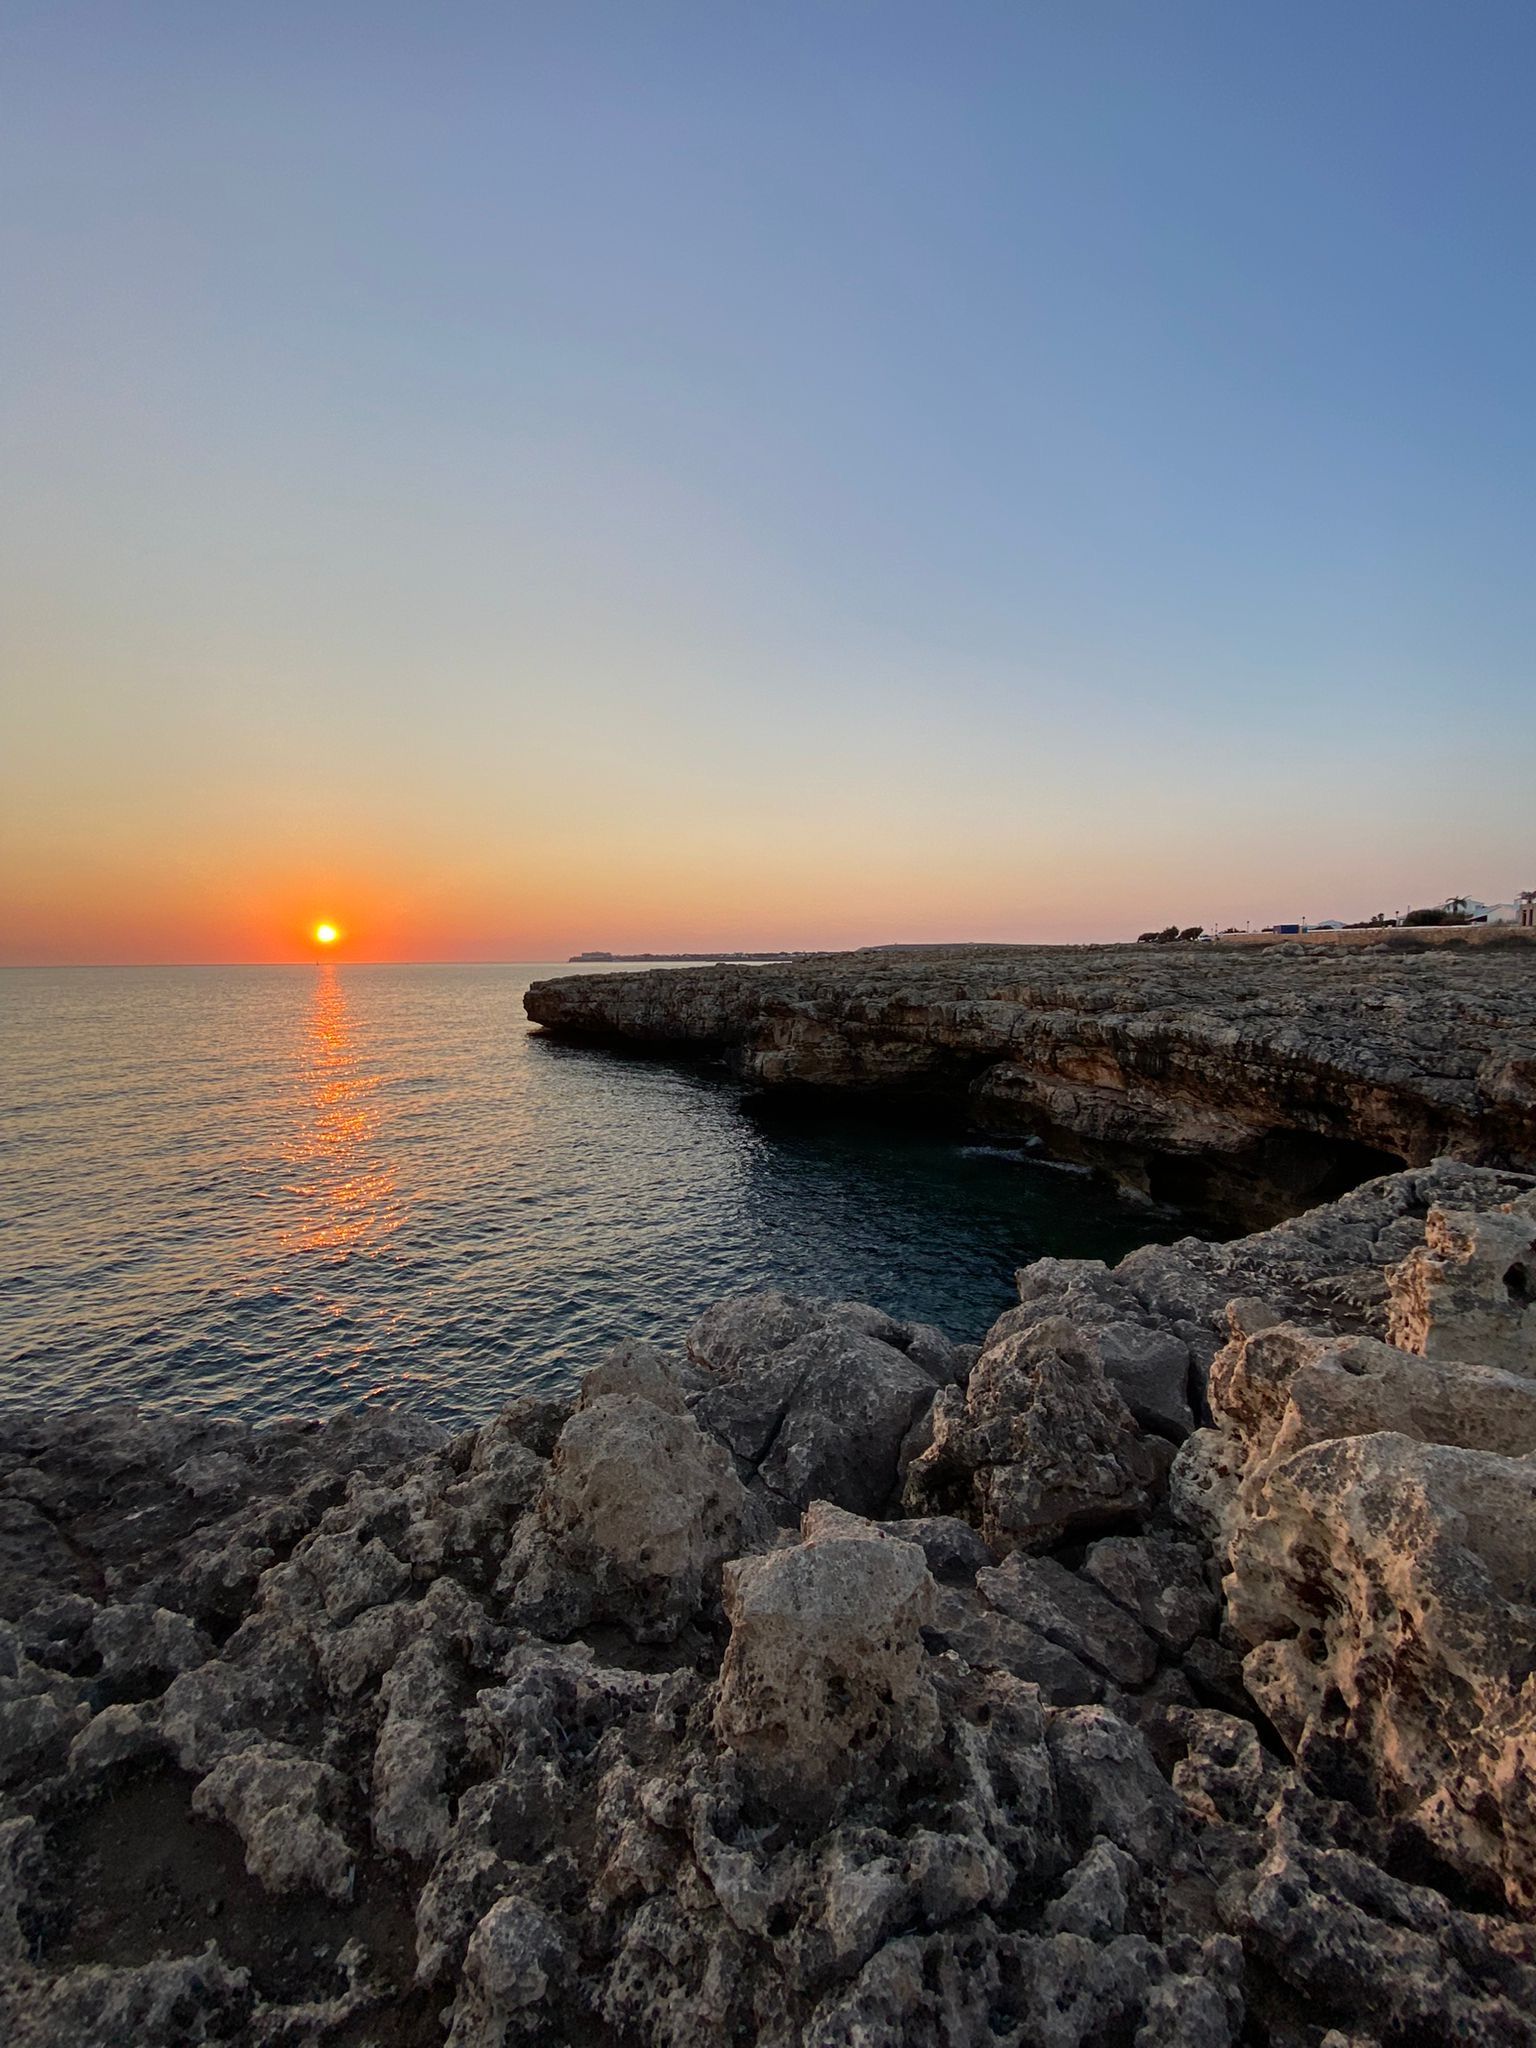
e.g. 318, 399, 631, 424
1, 965, 1181, 1426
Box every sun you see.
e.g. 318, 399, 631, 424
313, 922, 340, 947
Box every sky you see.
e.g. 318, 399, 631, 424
2, 1, 1532, 963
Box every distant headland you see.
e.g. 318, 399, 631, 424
569, 949, 805, 963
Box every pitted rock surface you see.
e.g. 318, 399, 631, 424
3, 1165, 1536, 2045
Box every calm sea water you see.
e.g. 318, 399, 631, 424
1, 965, 1181, 1428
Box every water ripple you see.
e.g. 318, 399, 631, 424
1, 964, 1180, 1427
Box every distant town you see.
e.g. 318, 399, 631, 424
1138, 891, 1536, 943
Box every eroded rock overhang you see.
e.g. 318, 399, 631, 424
525, 942, 1536, 1228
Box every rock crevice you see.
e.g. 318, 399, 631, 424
3, 1162, 1536, 2044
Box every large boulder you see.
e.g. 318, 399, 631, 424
1173, 1309, 1536, 1911
975, 1554, 1158, 1687
713, 1506, 939, 1811
685, 1293, 962, 1516
1387, 1192, 1536, 1374
904, 1316, 1161, 1552
1171, 1314, 1536, 1559
503, 1344, 750, 1642
1003, 1256, 1201, 1437
1225, 1429, 1536, 1914
1079, 1535, 1219, 1654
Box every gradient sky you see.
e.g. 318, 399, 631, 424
3, 1, 1532, 963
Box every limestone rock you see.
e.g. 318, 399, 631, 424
685, 1292, 952, 1517
905, 1316, 1161, 1552
755, 1327, 940, 1516
1080, 1536, 1220, 1653
89, 1601, 211, 1703
873, 1514, 993, 1582
1387, 1193, 1536, 1373
447, 1898, 564, 2046
1046, 1706, 1185, 1866
714, 1510, 939, 1810
1230, 1809, 1536, 2045
10, 1166, 1536, 2046
1006, 1257, 1197, 1436
191, 1743, 355, 1900
1224, 1428, 1536, 1912
508, 1355, 749, 1642
924, 1585, 1104, 1704
976, 1554, 1158, 1687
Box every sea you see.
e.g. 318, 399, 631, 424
1, 964, 1183, 1428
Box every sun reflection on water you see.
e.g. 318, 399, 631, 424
280, 965, 403, 1254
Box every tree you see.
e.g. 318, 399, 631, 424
1178, 925, 1203, 942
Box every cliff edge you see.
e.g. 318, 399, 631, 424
526, 942, 1536, 1225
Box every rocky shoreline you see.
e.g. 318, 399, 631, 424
524, 942, 1536, 1227
4, 1155, 1535, 2045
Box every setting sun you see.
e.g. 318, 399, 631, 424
313, 922, 339, 947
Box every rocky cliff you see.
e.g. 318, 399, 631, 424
525, 943, 1536, 1226
4, 1159, 1535, 2046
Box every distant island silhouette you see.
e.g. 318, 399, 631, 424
569, 950, 804, 963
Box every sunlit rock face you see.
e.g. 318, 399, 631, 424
6, 1161, 1536, 2046
526, 941, 1536, 1227
1387, 1190, 1536, 1372
1179, 1277, 1536, 1914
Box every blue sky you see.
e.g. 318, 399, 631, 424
3, 2, 1532, 958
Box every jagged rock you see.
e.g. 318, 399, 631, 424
191, 1743, 355, 1899
714, 1509, 939, 1810
1210, 1318, 1536, 1473
577, 1336, 699, 1412
685, 1293, 949, 1516
1387, 1193, 1536, 1373
0, 1949, 252, 2048
1005, 1258, 1197, 1436
89, 1601, 210, 1702
1172, 1315, 1536, 1564
1043, 1837, 1136, 1939
1080, 1536, 1220, 1653
687, 1288, 825, 1379
905, 1316, 1161, 1552
1164, 1707, 1288, 1831
976, 1554, 1158, 1687
447, 1897, 564, 2046
1046, 1706, 1185, 1866
873, 1514, 993, 1582
1225, 1428, 1536, 1913
8, 1164, 1536, 2046
924, 1586, 1104, 1704
372, 1635, 458, 1864
754, 1328, 940, 1516
505, 1351, 750, 1641
1227, 1801, 1536, 2045
0, 1628, 89, 1787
